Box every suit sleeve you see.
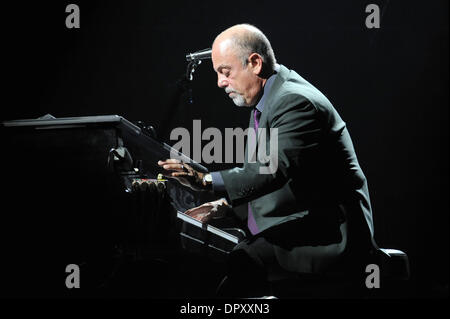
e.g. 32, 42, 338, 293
219, 97, 323, 206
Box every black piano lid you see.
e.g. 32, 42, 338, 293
1, 114, 208, 173
2, 114, 123, 128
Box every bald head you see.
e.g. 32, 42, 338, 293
211, 24, 276, 107
213, 24, 276, 71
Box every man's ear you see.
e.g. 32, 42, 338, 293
248, 53, 263, 75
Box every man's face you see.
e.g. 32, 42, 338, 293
212, 39, 261, 107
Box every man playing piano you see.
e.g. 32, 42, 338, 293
158, 24, 377, 298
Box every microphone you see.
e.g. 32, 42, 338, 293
185, 48, 212, 61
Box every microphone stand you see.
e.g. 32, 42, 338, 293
185, 59, 202, 104
160, 59, 203, 139
186, 59, 202, 82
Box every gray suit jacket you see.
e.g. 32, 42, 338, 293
219, 65, 377, 273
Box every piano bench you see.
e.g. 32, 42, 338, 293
377, 248, 410, 281
266, 248, 411, 299
267, 272, 364, 299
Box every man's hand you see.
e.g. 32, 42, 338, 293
157, 159, 208, 191
184, 198, 230, 223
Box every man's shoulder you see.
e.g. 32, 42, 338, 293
268, 65, 334, 113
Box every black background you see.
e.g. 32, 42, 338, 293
1, 0, 448, 298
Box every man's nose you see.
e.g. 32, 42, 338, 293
217, 75, 228, 88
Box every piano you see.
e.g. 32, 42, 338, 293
0, 114, 246, 298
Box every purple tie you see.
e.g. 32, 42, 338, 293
248, 108, 261, 235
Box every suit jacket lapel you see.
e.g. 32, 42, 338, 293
257, 64, 290, 129
246, 66, 290, 163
